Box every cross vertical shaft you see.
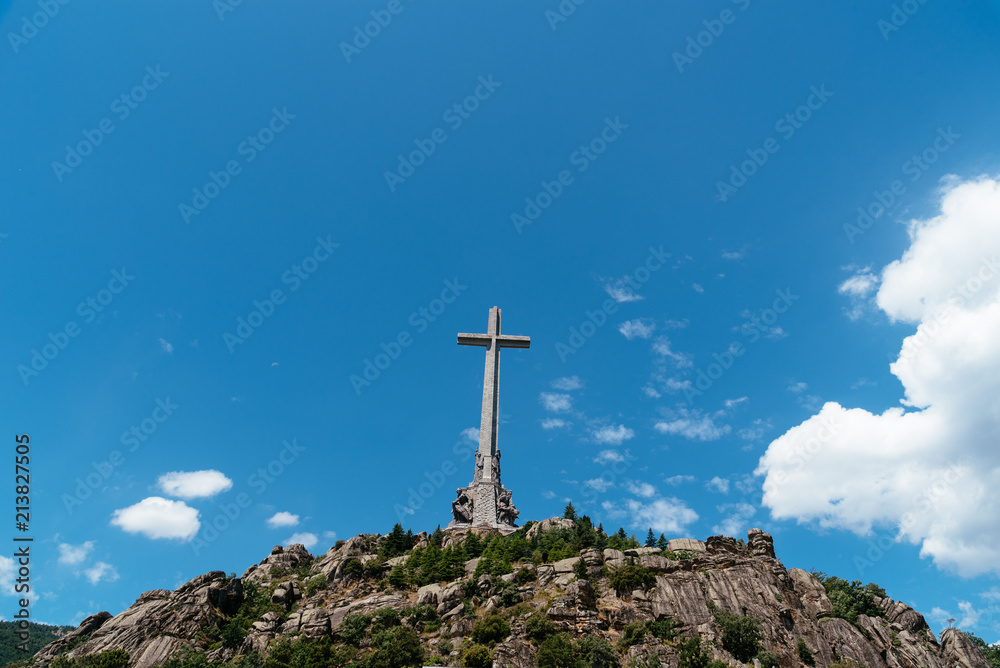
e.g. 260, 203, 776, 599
452, 306, 530, 529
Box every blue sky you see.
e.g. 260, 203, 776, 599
2, 0, 999, 642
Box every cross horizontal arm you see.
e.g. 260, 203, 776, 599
496, 335, 530, 349
457, 333, 492, 346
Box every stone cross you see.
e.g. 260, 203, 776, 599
451, 306, 529, 529
457, 306, 530, 482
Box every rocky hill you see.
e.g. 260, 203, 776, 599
19, 519, 992, 668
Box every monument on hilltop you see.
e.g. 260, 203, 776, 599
449, 306, 529, 531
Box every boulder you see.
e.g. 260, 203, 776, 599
493, 636, 537, 668
667, 538, 705, 553
525, 517, 575, 540
417, 583, 443, 606
747, 528, 775, 558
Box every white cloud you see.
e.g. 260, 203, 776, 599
788, 381, 808, 394
0, 556, 15, 595
839, 268, 880, 321
84, 562, 119, 585
592, 424, 634, 445
712, 503, 757, 536
642, 386, 661, 398
461, 427, 480, 442
738, 419, 772, 441
584, 478, 614, 493
604, 277, 644, 303
705, 476, 730, 494
58, 541, 94, 566
655, 407, 731, 441
551, 376, 583, 391
111, 497, 200, 541
692, 284, 704, 293
619, 319, 656, 340
722, 247, 748, 260
839, 270, 879, 298
594, 449, 624, 465
724, 397, 748, 409
757, 176, 1000, 577
603, 497, 698, 534
542, 490, 556, 499
663, 319, 689, 329
652, 337, 693, 368
540, 392, 572, 412
158, 338, 174, 354
626, 480, 658, 498
284, 532, 318, 550
541, 418, 566, 430
323, 530, 337, 541
267, 512, 300, 529
158, 470, 233, 499
664, 474, 695, 486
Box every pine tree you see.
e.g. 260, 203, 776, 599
657, 533, 668, 550
563, 502, 577, 521
645, 528, 656, 547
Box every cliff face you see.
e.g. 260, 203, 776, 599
30, 523, 990, 668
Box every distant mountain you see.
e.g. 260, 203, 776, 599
1, 620, 75, 666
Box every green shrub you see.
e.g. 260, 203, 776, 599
710, 604, 762, 663
439, 639, 454, 656
471, 614, 510, 646
494, 579, 523, 608
756, 651, 779, 668
814, 574, 886, 625
797, 638, 815, 665
461, 643, 492, 668
617, 621, 648, 649
537, 634, 575, 668
370, 608, 401, 633
574, 636, 619, 668
342, 559, 364, 579
379, 524, 414, 559
303, 574, 326, 597
337, 613, 370, 646
573, 558, 589, 580
646, 618, 677, 641
677, 637, 709, 668
515, 566, 536, 584
608, 562, 655, 597
367, 625, 424, 668
524, 612, 558, 645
